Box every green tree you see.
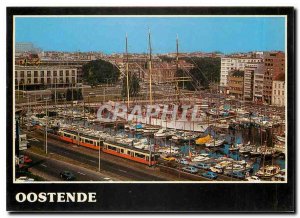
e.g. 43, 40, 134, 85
82, 59, 120, 86
122, 73, 140, 97
66, 89, 72, 101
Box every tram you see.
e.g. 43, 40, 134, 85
58, 128, 158, 166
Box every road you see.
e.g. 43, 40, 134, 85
24, 130, 242, 182
25, 131, 170, 181
25, 152, 114, 181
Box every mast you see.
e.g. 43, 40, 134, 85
126, 34, 130, 109
176, 35, 180, 102
148, 29, 153, 105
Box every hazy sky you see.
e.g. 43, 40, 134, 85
15, 16, 285, 54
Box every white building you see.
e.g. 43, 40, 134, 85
220, 57, 262, 87
272, 80, 285, 107
15, 66, 78, 88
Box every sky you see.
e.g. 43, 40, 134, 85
15, 16, 286, 54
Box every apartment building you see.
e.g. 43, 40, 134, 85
253, 64, 265, 103
228, 70, 244, 100
220, 57, 262, 87
263, 51, 285, 104
272, 73, 285, 107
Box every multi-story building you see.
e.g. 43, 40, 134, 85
228, 70, 244, 100
253, 64, 265, 103
15, 66, 78, 90
244, 63, 265, 101
272, 73, 285, 107
220, 57, 262, 87
263, 51, 285, 104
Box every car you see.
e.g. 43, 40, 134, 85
16, 176, 34, 182
162, 156, 176, 162
60, 171, 76, 181
246, 176, 261, 182
226, 171, 246, 180
210, 165, 224, 173
232, 171, 246, 180
182, 166, 198, 174
176, 158, 189, 165
192, 162, 211, 170
24, 156, 32, 164
202, 171, 218, 180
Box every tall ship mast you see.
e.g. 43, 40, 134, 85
148, 29, 153, 105
125, 34, 130, 109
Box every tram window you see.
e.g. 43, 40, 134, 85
107, 145, 116, 151
127, 151, 131, 155
146, 157, 149, 161
135, 153, 146, 159
120, 149, 124, 153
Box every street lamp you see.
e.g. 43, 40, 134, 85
98, 136, 101, 172
44, 97, 49, 155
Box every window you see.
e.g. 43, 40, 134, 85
72, 70, 76, 76
282, 91, 284, 96
40, 71, 44, 77
47, 71, 51, 76
107, 145, 116, 151
20, 71, 24, 77
66, 71, 69, 76
135, 152, 145, 159
41, 78, 44, 84
34, 78, 38, 83
60, 70, 63, 76
27, 71, 31, 77
53, 71, 57, 76
34, 71, 38, 77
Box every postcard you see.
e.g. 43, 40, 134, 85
7, 7, 295, 212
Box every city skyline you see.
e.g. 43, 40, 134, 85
15, 16, 285, 54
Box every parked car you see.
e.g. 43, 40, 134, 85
246, 176, 261, 182
182, 166, 198, 174
60, 171, 76, 181
162, 156, 176, 162
210, 165, 224, 174
176, 158, 189, 165
16, 176, 34, 182
226, 171, 246, 180
192, 162, 211, 170
232, 171, 246, 180
24, 155, 32, 164
202, 171, 218, 180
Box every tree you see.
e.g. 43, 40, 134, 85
66, 89, 72, 101
122, 73, 140, 98
82, 59, 120, 86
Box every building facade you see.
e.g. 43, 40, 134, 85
252, 63, 265, 103
220, 57, 262, 87
228, 70, 244, 100
262, 51, 285, 104
15, 66, 78, 90
272, 73, 285, 107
